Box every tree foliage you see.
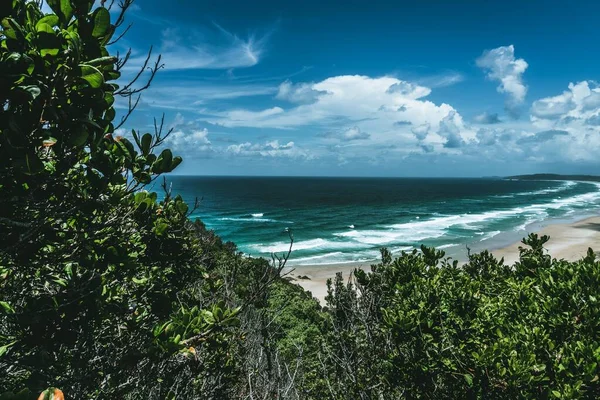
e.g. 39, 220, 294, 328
0, 1, 236, 397
318, 236, 600, 399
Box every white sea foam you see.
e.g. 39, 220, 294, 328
514, 181, 577, 196
245, 182, 600, 259
335, 225, 446, 245
334, 182, 600, 247
479, 231, 501, 241
290, 250, 381, 265
437, 243, 459, 249
249, 238, 361, 254
493, 181, 577, 199
218, 217, 286, 223
251, 213, 264, 217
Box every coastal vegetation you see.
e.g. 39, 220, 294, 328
1, 1, 600, 398
508, 174, 600, 182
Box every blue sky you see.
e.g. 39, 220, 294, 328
98, 0, 600, 176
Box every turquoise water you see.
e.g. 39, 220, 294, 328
165, 177, 600, 265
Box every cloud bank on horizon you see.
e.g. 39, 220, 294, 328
113, 0, 600, 176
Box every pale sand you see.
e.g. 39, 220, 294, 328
283, 216, 600, 304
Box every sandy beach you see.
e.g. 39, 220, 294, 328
284, 215, 600, 304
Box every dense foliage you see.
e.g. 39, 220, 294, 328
317, 236, 600, 399
2, 1, 600, 399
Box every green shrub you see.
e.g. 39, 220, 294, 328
321, 235, 600, 399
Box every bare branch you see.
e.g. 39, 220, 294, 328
108, 23, 132, 46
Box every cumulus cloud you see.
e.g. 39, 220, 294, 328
226, 140, 310, 159
585, 115, 600, 125
438, 111, 466, 148
476, 45, 528, 118
530, 90, 576, 119
208, 75, 471, 148
276, 80, 328, 104
318, 126, 371, 141
517, 129, 570, 145
411, 124, 430, 141
340, 126, 369, 141
476, 128, 498, 146
166, 128, 211, 151
386, 81, 432, 98
473, 112, 501, 124
531, 81, 600, 124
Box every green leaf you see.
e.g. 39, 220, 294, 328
104, 107, 115, 122
46, 0, 73, 26
154, 222, 168, 236
53, 278, 67, 287
37, 14, 60, 27
68, 129, 89, 146
92, 7, 111, 38
0, 341, 17, 358
136, 172, 151, 184
141, 133, 152, 156
41, 48, 60, 57
104, 93, 115, 107
0, 301, 14, 314
132, 277, 148, 285
88, 56, 117, 67
80, 65, 105, 89
152, 149, 174, 173
171, 156, 182, 171
36, 22, 55, 34
18, 85, 41, 100
463, 374, 473, 387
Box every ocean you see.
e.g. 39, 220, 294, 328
164, 176, 600, 265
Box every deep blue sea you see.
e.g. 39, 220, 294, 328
164, 177, 600, 265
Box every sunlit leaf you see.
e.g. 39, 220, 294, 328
80, 65, 104, 89
92, 7, 110, 38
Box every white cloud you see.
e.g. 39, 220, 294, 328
139, 82, 277, 110
438, 111, 465, 148
226, 140, 310, 159
519, 80, 600, 163
127, 25, 270, 71
386, 81, 432, 98
166, 129, 211, 151
473, 112, 501, 124
411, 124, 430, 141
208, 75, 472, 150
476, 45, 528, 117
276, 80, 328, 104
531, 81, 600, 123
476, 128, 499, 146
418, 72, 465, 88
318, 126, 370, 141
530, 90, 576, 119
342, 126, 370, 140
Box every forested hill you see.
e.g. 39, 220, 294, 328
507, 173, 600, 182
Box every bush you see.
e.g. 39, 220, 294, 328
320, 235, 600, 399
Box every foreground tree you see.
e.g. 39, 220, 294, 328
0, 1, 246, 397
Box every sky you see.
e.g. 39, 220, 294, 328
89, 0, 600, 176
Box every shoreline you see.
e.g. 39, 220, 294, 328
284, 215, 600, 304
